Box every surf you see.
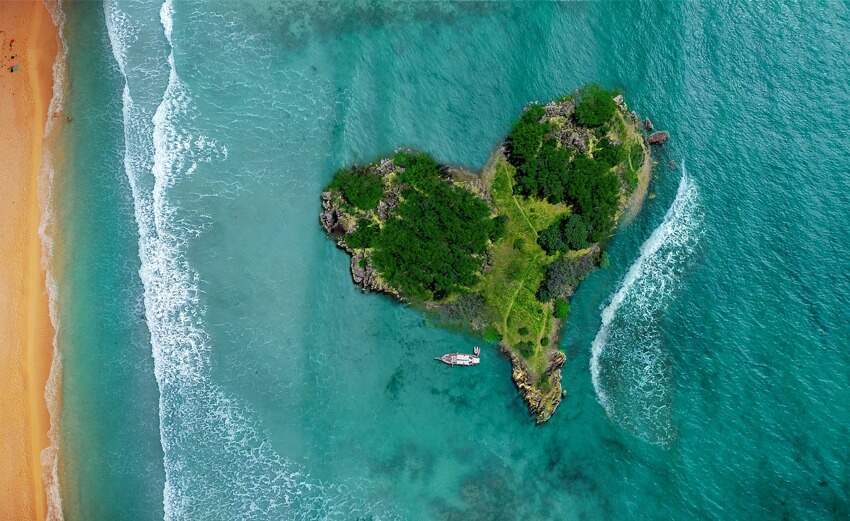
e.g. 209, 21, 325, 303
105, 1, 397, 518
38, 1, 68, 519
590, 163, 702, 445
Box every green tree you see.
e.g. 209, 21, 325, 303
518, 139, 570, 203
328, 167, 385, 210
370, 153, 498, 301
562, 214, 589, 250
594, 137, 625, 167
537, 221, 567, 255
565, 156, 620, 243
536, 254, 598, 302
394, 150, 443, 189
507, 104, 547, 167
575, 84, 618, 128
345, 219, 379, 249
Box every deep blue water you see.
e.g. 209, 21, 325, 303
58, 1, 850, 519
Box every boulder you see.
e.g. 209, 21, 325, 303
648, 131, 669, 145
613, 94, 626, 111
374, 158, 397, 177
644, 118, 654, 131
376, 187, 400, 220
544, 100, 575, 118
319, 192, 342, 234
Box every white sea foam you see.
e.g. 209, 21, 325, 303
590, 164, 702, 445
106, 1, 396, 518
38, 1, 68, 518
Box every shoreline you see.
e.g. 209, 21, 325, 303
0, 2, 60, 520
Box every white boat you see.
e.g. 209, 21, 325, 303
435, 346, 481, 366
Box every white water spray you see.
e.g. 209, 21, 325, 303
591, 164, 702, 445
105, 1, 397, 518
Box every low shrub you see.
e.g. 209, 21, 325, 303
554, 298, 570, 319
516, 341, 535, 357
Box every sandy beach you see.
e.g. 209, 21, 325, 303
0, 2, 59, 520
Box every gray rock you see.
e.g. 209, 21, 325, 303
350, 252, 399, 298
544, 100, 575, 118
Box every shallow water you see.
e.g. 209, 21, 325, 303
58, 1, 850, 519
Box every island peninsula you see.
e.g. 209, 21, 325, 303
320, 85, 655, 423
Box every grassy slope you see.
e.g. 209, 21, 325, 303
475, 158, 566, 375
473, 108, 644, 380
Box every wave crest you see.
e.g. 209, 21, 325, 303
106, 1, 397, 518
590, 164, 702, 445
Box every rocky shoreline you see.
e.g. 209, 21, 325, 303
501, 345, 566, 424
320, 190, 400, 297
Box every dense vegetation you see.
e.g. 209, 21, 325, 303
508, 85, 623, 247
537, 214, 589, 254
328, 166, 385, 210
368, 152, 503, 300
507, 104, 549, 165
575, 83, 618, 127
536, 252, 599, 302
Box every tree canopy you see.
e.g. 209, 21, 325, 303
507, 104, 548, 167
538, 214, 590, 255
327, 166, 384, 210
370, 152, 502, 301
574, 84, 618, 128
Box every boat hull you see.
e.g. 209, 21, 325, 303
435, 353, 480, 366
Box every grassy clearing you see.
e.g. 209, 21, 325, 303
476, 158, 565, 375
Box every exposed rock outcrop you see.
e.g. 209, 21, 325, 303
320, 189, 399, 298
320, 191, 355, 236
544, 99, 575, 118
648, 131, 669, 145
350, 252, 399, 298
502, 345, 566, 424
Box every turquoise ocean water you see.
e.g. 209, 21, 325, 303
55, 1, 850, 519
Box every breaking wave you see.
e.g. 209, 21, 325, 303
106, 1, 397, 519
40, 1, 68, 519
590, 165, 702, 445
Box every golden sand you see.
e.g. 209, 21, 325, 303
0, 2, 59, 519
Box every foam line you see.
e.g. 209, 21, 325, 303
590, 163, 702, 444
105, 1, 397, 518
39, 1, 68, 518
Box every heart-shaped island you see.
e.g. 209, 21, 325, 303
320, 85, 656, 423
